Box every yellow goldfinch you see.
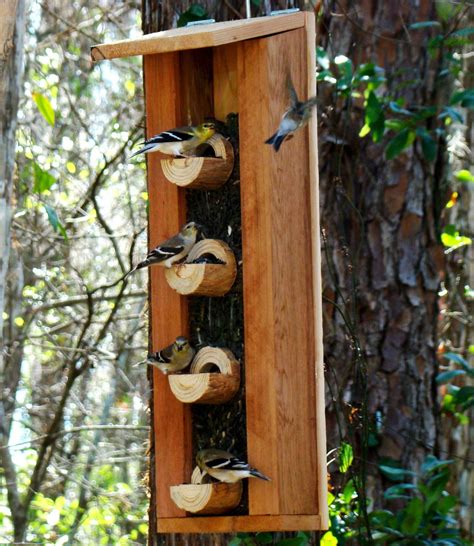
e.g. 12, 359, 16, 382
127, 222, 201, 275
265, 77, 317, 151
142, 336, 195, 375
130, 122, 216, 158
196, 449, 270, 483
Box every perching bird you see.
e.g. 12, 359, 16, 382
196, 449, 270, 484
130, 122, 217, 158
265, 77, 318, 152
141, 336, 195, 375
127, 221, 201, 275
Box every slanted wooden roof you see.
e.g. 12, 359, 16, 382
91, 12, 305, 62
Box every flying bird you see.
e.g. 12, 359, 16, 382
265, 77, 318, 152
196, 448, 270, 484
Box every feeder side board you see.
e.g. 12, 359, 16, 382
213, 45, 239, 120
306, 12, 329, 527
239, 26, 319, 515
144, 48, 214, 518
144, 52, 190, 519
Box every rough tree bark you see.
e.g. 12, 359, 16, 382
143, 1, 459, 544
0, 0, 27, 542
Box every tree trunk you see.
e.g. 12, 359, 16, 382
0, 0, 27, 542
143, 1, 459, 544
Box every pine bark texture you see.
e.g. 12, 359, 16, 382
0, 0, 27, 541
143, 1, 453, 544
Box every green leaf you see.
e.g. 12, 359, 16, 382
453, 386, 474, 404
33, 162, 56, 193
275, 538, 307, 546
385, 128, 416, 159
228, 539, 242, 546
342, 479, 356, 503
316, 47, 330, 70
442, 352, 469, 368
437, 370, 466, 384
451, 27, 474, 38
338, 442, 353, 473
454, 169, 474, 183
421, 455, 453, 475
385, 119, 408, 131
436, 1, 457, 22
384, 483, 416, 500
255, 533, 273, 544
409, 21, 442, 30
389, 101, 412, 116
43, 205, 68, 240
379, 463, 415, 482
365, 91, 385, 142
450, 89, 474, 108
32, 92, 55, 126
418, 130, 437, 162
177, 4, 209, 27
441, 225, 472, 249
439, 107, 464, 124
400, 497, 423, 535
320, 531, 338, 546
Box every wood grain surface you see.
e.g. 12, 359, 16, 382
91, 13, 305, 61
238, 27, 319, 516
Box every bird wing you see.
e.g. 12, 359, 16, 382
144, 127, 195, 145
146, 244, 184, 262
287, 76, 299, 107
150, 343, 174, 363
207, 456, 250, 471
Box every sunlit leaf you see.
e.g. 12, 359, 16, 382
33, 162, 56, 193
320, 531, 338, 546
32, 92, 55, 126
338, 442, 353, 473
454, 169, 474, 183
441, 225, 472, 249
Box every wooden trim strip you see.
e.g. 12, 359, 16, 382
91, 13, 305, 62
305, 12, 329, 530
157, 514, 322, 533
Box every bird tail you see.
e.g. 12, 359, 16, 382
129, 143, 156, 159
250, 469, 271, 481
265, 132, 285, 152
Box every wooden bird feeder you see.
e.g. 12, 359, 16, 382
92, 11, 328, 534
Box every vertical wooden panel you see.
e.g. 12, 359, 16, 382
238, 29, 319, 515
179, 48, 214, 125
144, 53, 191, 519
213, 44, 239, 120
305, 12, 329, 528
144, 48, 216, 522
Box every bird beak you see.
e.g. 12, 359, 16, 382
196, 224, 207, 239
